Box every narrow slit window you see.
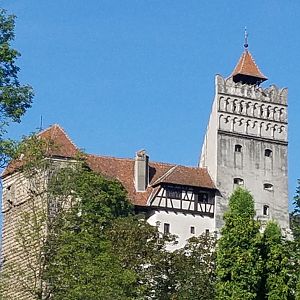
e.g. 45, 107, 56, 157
190, 226, 195, 234
265, 149, 272, 157
264, 183, 273, 191
6, 184, 15, 206
163, 223, 170, 235
205, 229, 209, 235
263, 205, 269, 216
235, 144, 242, 152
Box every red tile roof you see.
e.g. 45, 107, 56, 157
2, 125, 216, 206
38, 124, 79, 158
2, 124, 80, 177
86, 155, 215, 206
231, 50, 267, 82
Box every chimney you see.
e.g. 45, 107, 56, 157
134, 149, 149, 192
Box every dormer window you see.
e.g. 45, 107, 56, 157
264, 183, 273, 191
265, 149, 272, 157
235, 144, 242, 152
234, 178, 244, 186
263, 205, 269, 216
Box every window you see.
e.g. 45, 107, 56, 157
166, 187, 182, 199
234, 178, 244, 186
235, 144, 242, 152
265, 149, 272, 157
263, 205, 269, 216
190, 226, 195, 234
264, 183, 273, 191
205, 229, 210, 235
6, 184, 15, 206
198, 193, 209, 204
163, 223, 170, 234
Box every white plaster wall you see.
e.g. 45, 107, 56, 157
199, 76, 219, 181
216, 134, 289, 230
147, 210, 214, 250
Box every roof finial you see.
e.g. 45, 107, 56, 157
244, 27, 249, 50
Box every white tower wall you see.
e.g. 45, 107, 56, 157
200, 74, 289, 232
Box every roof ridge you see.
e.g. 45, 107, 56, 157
87, 154, 204, 170
239, 51, 246, 72
38, 124, 78, 150
151, 165, 178, 186
247, 51, 266, 78
56, 124, 78, 150
87, 153, 134, 162
37, 123, 57, 136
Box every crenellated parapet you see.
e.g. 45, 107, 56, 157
215, 75, 288, 142
216, 75, 288, 106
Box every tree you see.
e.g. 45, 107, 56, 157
109, 218, 217, 300
0, 135, 58, 299
291, 180, 300, 299
169, 233, 216, 300
107, 216, 176, 299
216, 187, 263, 300
0, 9, 33, 166
260, 221, 290, 300
43, 163, 138, 300
291, 179, 300, 241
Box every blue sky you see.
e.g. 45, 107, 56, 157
2, 1, 300, 209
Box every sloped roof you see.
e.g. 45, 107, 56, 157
2, 124, 80, 177
2, 125, 216, 206
231, 50, 267, 83
86, 155, 215, 206
151, 165, 215, 189
38, 124, 79, 158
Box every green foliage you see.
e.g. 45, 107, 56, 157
107, 216, 175, 299
291, 179, 300, 241
260, 221, 290, 300
169, 233, 217, 300
291, 179, 300, 299
44, 164, 137, 299
0, 9, 33, 167
216, 187, 263, 300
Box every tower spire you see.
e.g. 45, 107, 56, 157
244, 27, 248, 50
230, 28, 267, 85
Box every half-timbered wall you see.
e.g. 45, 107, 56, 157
149, 184, 214, 215
147, 184, 215, 249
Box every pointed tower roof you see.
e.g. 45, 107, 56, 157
38, 124, 79, 158
231, 28, 267, 85
231, 49, 267, 85
2, 124, 79, 178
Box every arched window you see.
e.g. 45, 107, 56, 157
264, 183, 273, 191
234, 178, 244, 186
263, 205, 269, 216
235, 144, 242, 152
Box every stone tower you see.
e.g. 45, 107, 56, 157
200, 44, 289, 232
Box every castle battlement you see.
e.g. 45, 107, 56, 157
216, 75, 288, 106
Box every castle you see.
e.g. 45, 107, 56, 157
0, 43, 290, 298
